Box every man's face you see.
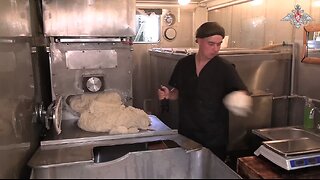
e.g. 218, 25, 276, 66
197, 35, 224, 59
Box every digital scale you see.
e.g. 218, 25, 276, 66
254, 138, 320, 170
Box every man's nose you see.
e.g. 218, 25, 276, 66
212, 44, 220, 51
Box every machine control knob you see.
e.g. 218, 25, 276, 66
86, 77, 103, 92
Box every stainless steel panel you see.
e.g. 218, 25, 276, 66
66, 50, 118, 69
0, 143, 32, 178
288, 97, 306, 127
42, 0, 136, 37
29, 134, 240, 179
149, 51, 182, 128
263, 138, 320, 156
208, 1, 294, 49
0, 0, 32, 37
220, 53, 292, 96
50, 42, 133, 101
30, 148, 240, 179
41, 115, 176, 146
228, 92, 273, 151
0, 51, 16, 72
297, 62, 320, 100
0, 41, 36, 178
132, 44, 153, 110
272, 98, 290, 127
253, 126, 320, 141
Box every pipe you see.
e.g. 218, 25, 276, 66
290, 43, 296, 95
207, 0, 253, 11
136, 3, 198, 9
136, 1, 199, 8
137, 0, 197, 4
273, 94, 320, 103
199, 0, 211, 3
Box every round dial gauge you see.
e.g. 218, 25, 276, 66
86, 77, 102, 92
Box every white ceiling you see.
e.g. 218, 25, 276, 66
136, 0, 253, 9
136, 0, 210, 3
136, 0, 241, 5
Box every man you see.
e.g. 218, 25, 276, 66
158, 22, 252, 161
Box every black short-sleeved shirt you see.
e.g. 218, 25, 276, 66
169, 54, 247, 148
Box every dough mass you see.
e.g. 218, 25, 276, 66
70, 92, 151, 134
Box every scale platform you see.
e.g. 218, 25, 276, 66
254, 138, 320, 170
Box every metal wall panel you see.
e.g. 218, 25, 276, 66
65, 50, 118, 69
0, 41, 35, 178
29, 135, 240, 179
220, 53, 292, 96
208, 0, 294, 49
0, 0, 32, 37
42, 0, 136, 37
228, 93, 273, 151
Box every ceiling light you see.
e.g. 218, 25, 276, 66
313, 0, 320, 7
178, 0, 191, 6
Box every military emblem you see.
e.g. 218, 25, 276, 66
281, 4, 312, 28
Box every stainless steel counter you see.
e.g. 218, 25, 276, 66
42, 115, 176, 146
150, 47, 279, 56
28, 115, 241, 179
29, 133, 241, 179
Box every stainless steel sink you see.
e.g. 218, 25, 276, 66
30, 144, 241, 179
252, 127, 320, 141
93, 140, 180, 163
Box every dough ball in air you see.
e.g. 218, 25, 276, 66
223, 91, 252, 117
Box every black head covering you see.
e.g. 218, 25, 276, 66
196, 22, 225, 38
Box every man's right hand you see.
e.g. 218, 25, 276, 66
158, 85, 170, 100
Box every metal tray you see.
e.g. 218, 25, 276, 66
41, 115, 177, 146
263, 138, 320, 157
252, 126, 319, 141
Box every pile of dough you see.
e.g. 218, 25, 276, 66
69, 93, 99, 114
73, 91, 151, 134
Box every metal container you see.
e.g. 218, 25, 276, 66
29, 119, 241, 179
